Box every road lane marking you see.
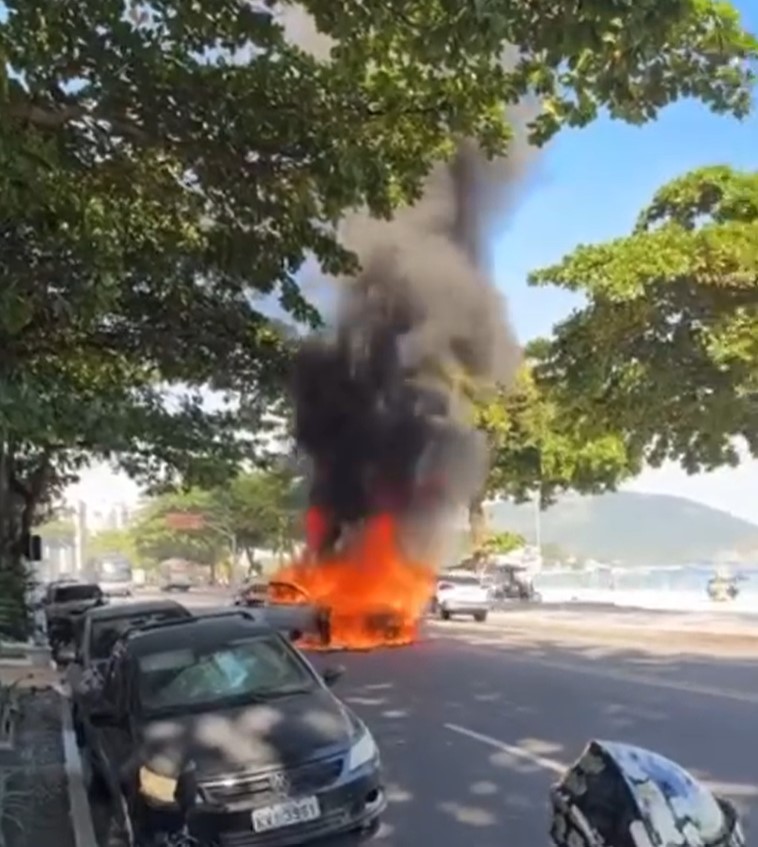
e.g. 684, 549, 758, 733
445, 722, 566, 775
445, 723, 758, 803
435, 637, 758, 705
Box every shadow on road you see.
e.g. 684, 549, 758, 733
305, 636, 758, 846
87, 628, 758, 846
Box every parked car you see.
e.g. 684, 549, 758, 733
77, 612, 386, 846
42, 581, 107, 661
234, 580, 332, 645
68, 599, 193, 745
430, 570, 491, 622
232, 579, 269, 608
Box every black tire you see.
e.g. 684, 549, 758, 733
439, 608, 451, 621
473, 611, 488, 623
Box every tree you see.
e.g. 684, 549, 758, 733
86, 528, 142, 566
529, 166, 758, 473
0, 1, 755, 628
36, 517, 76, 546
483, 531, 527, 555
471, 365, 639, 544
130, 490, 229, 581
129, 470, 302, 580
215, 470, 305, 569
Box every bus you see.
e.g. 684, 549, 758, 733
85, 554, 134, 598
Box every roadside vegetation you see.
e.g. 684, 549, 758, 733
1, 1, 755, 632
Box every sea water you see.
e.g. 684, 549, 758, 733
533, 565, 758, 614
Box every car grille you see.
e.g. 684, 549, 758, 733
202, 756, 344, 806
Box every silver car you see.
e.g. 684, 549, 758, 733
431, 571, 491, 622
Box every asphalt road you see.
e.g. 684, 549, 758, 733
94, 589, 758, 845
305, 632, 758, 847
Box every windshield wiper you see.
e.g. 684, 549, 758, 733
252, 686, 315, 701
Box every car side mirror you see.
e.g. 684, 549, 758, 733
322, 665, 345, 688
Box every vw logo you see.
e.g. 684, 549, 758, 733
267, 771, 291, 796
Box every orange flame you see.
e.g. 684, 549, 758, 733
269, 512, 434, 651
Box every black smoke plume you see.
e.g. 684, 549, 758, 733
283, 10, 535, 560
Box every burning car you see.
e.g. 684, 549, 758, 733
267, 514, 433, 651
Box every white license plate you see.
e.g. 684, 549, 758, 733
251, 796, 321, 832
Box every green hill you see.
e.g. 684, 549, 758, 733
486, 492, 758, 565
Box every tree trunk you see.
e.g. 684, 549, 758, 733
468, 493, 487, 552
0, 441, 30, 640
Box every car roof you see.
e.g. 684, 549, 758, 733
85, 600, 189, 622
51, 580, 101, 591
125, 612, 277, 658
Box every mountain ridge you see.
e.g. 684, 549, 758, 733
486, 491, 758, 565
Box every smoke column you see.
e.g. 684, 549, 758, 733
281, 8, 538, 564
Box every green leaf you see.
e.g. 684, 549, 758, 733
529, 166, 758, 471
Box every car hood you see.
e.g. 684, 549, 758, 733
139, 688, 357, 779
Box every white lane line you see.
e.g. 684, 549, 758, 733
60, 698, 98, 847
445, 722, 566, 775
445, 723, 758, 803
435, 637, 758, 705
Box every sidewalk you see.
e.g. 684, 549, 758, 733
0, 681, 75, 847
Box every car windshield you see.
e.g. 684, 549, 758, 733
137, 634, 316, 715
441, 574, 480, 587
89, 610, 187, 660
54, 585, 101, 603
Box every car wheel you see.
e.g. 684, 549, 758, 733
439, 608, 451, 621
473, 611, 488, 623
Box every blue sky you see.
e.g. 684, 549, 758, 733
491, 0, 758, 524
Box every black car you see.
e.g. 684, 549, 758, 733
78, 612, 386, 847
76, 600, 192, 673
42, 581, 107, 661
68, 600, 192, 746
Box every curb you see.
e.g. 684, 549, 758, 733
60, 697, 98, 847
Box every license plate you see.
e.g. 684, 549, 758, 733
251, 796, 321, 832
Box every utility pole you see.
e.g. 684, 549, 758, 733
73, 500, 87, 574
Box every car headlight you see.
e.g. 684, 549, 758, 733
138, 766, 177, 804
347, 728, 379, 771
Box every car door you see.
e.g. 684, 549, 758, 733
85, 653, 135, 793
